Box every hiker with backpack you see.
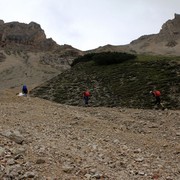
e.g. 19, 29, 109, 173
22, 85, 28, 96
83, 89, 90, 106
150, 90, 165, 110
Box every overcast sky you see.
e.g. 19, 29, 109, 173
0, 0, 180, 50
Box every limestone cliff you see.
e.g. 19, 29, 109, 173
0, 20, 82, 90
88, 14, 180, 56
129, 13, 180, 55
0, 20, 82, 56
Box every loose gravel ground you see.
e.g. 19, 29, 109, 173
0, 90, 179, 179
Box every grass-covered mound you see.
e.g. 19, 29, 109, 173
30, 53, 180, 109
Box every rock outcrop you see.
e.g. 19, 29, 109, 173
0, 20, 83, 90
88, 13, 180, 56
129, 13, 180, 55
0, 20, 82, 56
0, 21, 54, 50
157, 13, 180, 46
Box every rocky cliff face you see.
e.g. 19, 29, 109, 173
157, 13, 180, 46
88, 14, 180, 56
129, 13, 180, 55
0, 20, 82, 91
0, 20, 82, 56
0, 21, 54, 50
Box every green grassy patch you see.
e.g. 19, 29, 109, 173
30, 54, 180, 109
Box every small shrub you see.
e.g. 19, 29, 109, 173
93, 52, 136, 65
71, 53, 96, 66
71, 52, 136, 66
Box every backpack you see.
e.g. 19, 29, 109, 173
84, 91, 90, 96
154, 90, 161, 97
22, 85, 28, 94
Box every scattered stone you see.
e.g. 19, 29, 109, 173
23, 171, 36, 178
7, 159, 15, 165
36, 159, 46, 164
1, 130, 24, 144
0, 147, 5, 156
134, 148, 141, 153
85, 173, 91, 179
62, 165, 74, 173
135, 157, 144, 162
176, 132, 180, 136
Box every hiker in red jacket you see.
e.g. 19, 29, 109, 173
150, 90, 165, 110
83, 89, 90, 106
150, 90, 161, 105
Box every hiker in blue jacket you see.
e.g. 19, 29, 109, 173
22, 85, 28, 96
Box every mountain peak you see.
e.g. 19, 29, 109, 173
0, 20, 82, 56
174, 13, 180, 19
89, 14, 180, 56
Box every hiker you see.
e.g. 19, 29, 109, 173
150, 90, 164, 110
22, 85, 28, 96
83, 89, 90, 106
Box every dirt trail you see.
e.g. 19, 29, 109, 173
0, 90, 180, 179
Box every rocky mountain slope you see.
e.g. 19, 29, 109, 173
0, 90, 180, 179
88, 14, 180, 56
0, 20, 82, 91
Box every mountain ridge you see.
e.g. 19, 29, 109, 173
1, 13, 180, 56
87, 13, 180, 56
